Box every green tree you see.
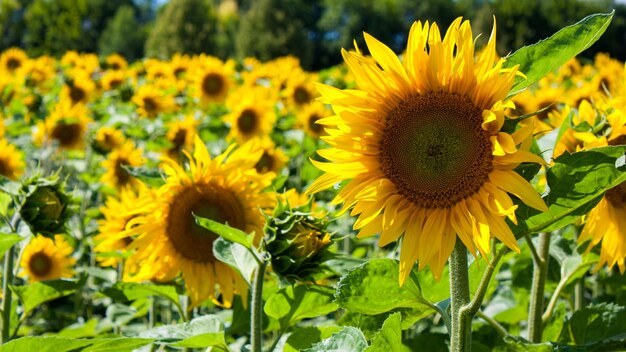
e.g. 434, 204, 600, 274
98, 5, 146, 61
0, 0, 30, 51
144, 0, 218, 59
236, 0, 318, 69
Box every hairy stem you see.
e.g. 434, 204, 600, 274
528, 232, 550, 342
1, 246, 15, 343
449, 240, 471, 352
251, 260, 267, 352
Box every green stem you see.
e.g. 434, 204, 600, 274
251, 259, 267, 352
574, 278, 584, 311
528, 232, 550, 343
449, 239, 471, 352
1, 246, 15, 343
464, 247, 508, 317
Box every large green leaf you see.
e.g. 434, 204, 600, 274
0, 233, 23, 260
101, 282, 180, 306
213, 237, 258, 284
284, 326, 343, 352
512, 146, 626, 236
10, 277, 87, 317
559, 303, 626, 345
0, 337, 93, 352
302, 326, 369, 352
364, 312, 403, 352
264, 284, 338, 330
139, 315, 228, 350
335, 259, 430, 316
194, 214, 254, 249
504, 12, 614, 96
80, 338, 155, 352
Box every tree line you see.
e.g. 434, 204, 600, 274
0, 0, 624, 70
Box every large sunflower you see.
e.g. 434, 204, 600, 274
123, 138, 276, 306
307, 18, 548, 283
0, 138, 25, 180
19, 235, 76, 283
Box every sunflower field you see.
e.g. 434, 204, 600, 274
1, 9, 626, 352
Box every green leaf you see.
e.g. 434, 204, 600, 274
504, 11, 614, 96
501, 336, 555, 352
56, 318, 99, 338
284, 326, 343, 352
559, 303, 626, 345
0, 337, 93, 352
81, 338, 155, 352
0, 233, 23, 260
0, 191, 11, 216
364, 312, 403, 352
512, 146, 626, 236
10, 277, 87, 316
139, 315, 225, 346
101, 282, 180, 306
194, 213, 254, 249
170, 333, 228, 350
264, 284, 338, 330
334, 259, 428, 315
213, 237, 258, 284
302, 326, 368, 352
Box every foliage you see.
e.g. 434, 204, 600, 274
98, 5, 146, 61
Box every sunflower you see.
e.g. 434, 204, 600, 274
23, 56, 56, 90
307, 18, 548, 283
282, 70, 318, 110
1, 48, 28, 74
19, 235, 76, 282
123, 137, 276, 306
132, 85, 175, 119
223, 86, 276, 143
164, 114, 198, 160
297, 102, 331, 138
93, 126, 126, 154
33, 101, 92, 151
192, 55, 234, 104
101, 141, 145, 190
105, 54, 128, 71
60, 72, 96, 106
251, 138, 287, 174
101, 70, 127, 91
0, 138, 25, 180
94, 185, 156, 267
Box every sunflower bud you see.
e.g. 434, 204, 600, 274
19, 174, 72, 238
264, 201, 332, 281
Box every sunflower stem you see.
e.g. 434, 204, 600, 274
528, 232, 550, 343
251, 258, 267, 352
1, 246, 15, 344
449, 240, 471, 352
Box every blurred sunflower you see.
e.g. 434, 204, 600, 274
307, 18, 548, 282
223, 87, 275, 143
192, 55, 234, 104
0, 138, 25, 180
33, 101, 92, 151
60, 72, 96, 105
101, 141, 145, 190
123, 138, 276, 307
23, 56, 56, 90
170, 53, 192, 79
164, 115, 198, 160
132, 85, 175, 119
93, 126, 126, 154
0, 47, 28, 74
101, 70, 127, 91
282, 70, 318, 110
252, 138, 287, 174
94, 185, 156, 267
105, 53, 128, 71
297, 102, 331, 138
19, 235, 75, 282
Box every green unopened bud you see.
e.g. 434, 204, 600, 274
264, 201, 332, 281
19, 174, 72, 238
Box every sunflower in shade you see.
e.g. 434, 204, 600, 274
132, 84, 176, 119
223, 86, 276, 143
33, 100, 92, 151
19, 235, 75, 283
0, 138, 25, 180
297, 102, 331, 138
101, 141, 145, 190
307, 18, 548, 282
122, 137, 276, 307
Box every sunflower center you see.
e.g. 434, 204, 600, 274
6, 58, 21, 71
51, 122, 82, 148
202, 73, 224, 96
308, 114, 323, 134
171, 129, 187, 149
114, 157, 132, 186
166, 185, 245, 263
0, 157, 10, 178
255, 151, 274, 173
143, 97, 158, 115
294, 86, 311, 105
606, 182, 626, 208
237, 109, 258, 135
29, 251, 52, 277
379, 92, 493, 209
69, 86, 86, 104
